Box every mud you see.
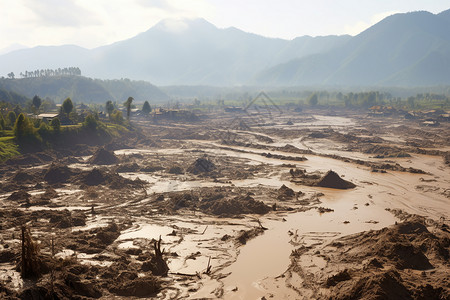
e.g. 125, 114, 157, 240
88, 148, 120, 165
0, 108, 449, 299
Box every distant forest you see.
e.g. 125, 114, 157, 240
18, 67, 81, 78
0, 76, 168, 104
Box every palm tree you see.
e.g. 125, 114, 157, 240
124, 97, 134, 120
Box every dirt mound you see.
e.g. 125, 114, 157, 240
318, 217, 450, 299
331, 270, 412, 300
44, 163, 74, 184
167, 165, 183, 174
7, 190, 31, 201
75, 168, 144, 189
6, 154, 42, 166
187, 157, 216, 174
202, 194, 270, 216
96, 222, 120, 245
39, 187, 59, 200
316, 170, 356, 189
170, 193, 199, 210
11, 170, 36, 183
88, 148, 119, 165
109, 275, 160, 297
278, 184, 295, 200
80, 168, 107, 185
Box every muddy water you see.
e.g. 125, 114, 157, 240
220, 188, 397, 299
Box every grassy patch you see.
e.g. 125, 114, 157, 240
0, 137, 19, 161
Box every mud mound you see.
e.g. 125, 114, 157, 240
376, 240, 433, 270
321, 217, 450, 299
88, 148, 119, 165
331, 270, 411, 300
278, 184, 295, 200
187, 157, 216, 174
236, 227, 265, 245
170, 193, 199, 210
202, 194, 270, 216
38, 210, 86, 228
40, 187, 59, 200
96, 222, 120, 245
316, 170, 356, 189
6, 154, 42, 166
80, 168, 107, 186
11, 170, 36, 183
75, 168, 143, 189
44, 163, 74, 184
109, 275, 160, 297
167, 165, 183, 174
7, 190, 31, 201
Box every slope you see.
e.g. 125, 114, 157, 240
256, 9, 450, 87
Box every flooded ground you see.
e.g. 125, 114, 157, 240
0, 109, 449, 299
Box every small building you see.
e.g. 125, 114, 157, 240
37, 113, 59, 122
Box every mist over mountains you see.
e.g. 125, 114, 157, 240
1, 9, 449, 88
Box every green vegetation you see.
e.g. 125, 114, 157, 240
124, 97, 133, 120
142, 101, 151, 114
0, 76, 168, 104
0, 99, 131, 161
0, 135, 19, 161
105, 100, 115, 118
62, 97, 74, 115
110, 110, 124, 124
32, 95, 42, 114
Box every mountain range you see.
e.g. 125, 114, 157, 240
0, 9, 449, 87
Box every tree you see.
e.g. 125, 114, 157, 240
62, 98, 74, 115
124, 97, 133, 120
0, 113, 6, 130
105, 100, 114, 118
308, 93, 318, 106
7, 72, 15, 79
142, 101, 151, 115
7, 111, 16, 127
50, 117, 61, 132
13, 113, 34, 139
83, 113, 99, 131
32, 95, 42, 114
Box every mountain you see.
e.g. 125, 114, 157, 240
0, 76, 169, 103
256, 9, 450, 87
1, 10, 449, 87
0, 18, 350, 86
0, 43, 28, 55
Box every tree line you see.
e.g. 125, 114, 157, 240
13, 67, 82, 79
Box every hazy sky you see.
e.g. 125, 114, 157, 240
1, 0, 449, 51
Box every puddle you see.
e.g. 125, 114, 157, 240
118, 224, 176, 242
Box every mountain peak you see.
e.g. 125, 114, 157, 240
152, 18, 217, 34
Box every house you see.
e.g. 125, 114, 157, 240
37, 113, 59, 122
